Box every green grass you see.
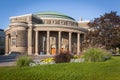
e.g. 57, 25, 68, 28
0, 57, 120, 80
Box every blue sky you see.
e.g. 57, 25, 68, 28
0, 0, 120, 29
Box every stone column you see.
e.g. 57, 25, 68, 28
27, 26, 33, 55
8, 37, 11, 54
69, 32, 72, 53
35, 31, 38, 55
46, 31, 50, 55
58, 31, 61, 53
77, 33, 80, 55
5, 35, 9, 55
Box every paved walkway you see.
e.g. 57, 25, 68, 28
0, 61, 16, 67
0, 55, 54, 67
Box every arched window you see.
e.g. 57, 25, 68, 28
60, 20, 64, 25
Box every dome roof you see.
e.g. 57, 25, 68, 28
34, 11, 75, 21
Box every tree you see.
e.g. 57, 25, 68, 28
85, 11, 120, 50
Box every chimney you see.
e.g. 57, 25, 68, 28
79, 17, 83, 21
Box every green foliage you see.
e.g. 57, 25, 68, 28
0, 57, 120, 80
54, 52, 73, 63
16, 56, 32, 67
86, 11, 120, 49
84, 48, 111, 62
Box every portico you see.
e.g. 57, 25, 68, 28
34, 30, 82, 55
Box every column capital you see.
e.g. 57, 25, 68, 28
47, 30, 49, 31
35, 30, 38, 33
35, 30, 38, 32
6, 35, 9, 37
69, 32, 72, 34
69, 32, 72, 35
77, 33, 80, 35
28, 23, 33, 27
59, 31, 62, 33
28, 26, 33, 30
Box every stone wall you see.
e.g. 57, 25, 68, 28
16, 30, 27, 47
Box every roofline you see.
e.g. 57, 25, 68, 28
36, 14, 75, 20
34, 11, 75, 20
10, 14, 32, 19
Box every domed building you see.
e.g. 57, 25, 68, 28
5, 11, 88, 55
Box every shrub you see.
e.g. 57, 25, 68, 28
84, 48, 111, 62
54, 52, 73, 63
17, 56, 32, 67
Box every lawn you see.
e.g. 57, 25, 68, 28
0, 57, 120, 80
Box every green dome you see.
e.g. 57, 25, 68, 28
34, 11, 75, 20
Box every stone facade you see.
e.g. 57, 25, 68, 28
5, 11, 88, 55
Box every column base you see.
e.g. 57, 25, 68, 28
47, 53, 50, 55
5, 53, 9, 55
35, 53, 39, 55
28, 47, 33, 55
77, 53, 80, 55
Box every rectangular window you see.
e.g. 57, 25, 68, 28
11, 38, 16, 46
52, 37, 54, 41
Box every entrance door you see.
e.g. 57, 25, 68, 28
51, 44, 56, 55
51, 48, 56, 55
61, 45, 65, 53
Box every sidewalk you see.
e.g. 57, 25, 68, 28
0, 61, 16, 67
0, 55, 54, 67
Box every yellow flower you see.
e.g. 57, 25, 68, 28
40, 58, 55, 63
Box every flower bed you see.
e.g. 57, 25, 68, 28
29, 55, 85, 66
29, 58, 55, 66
